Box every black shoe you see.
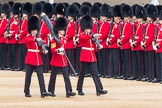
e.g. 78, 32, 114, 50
5, 67, 11, 70
136, 78, 142, 81
15, 68, 23, 71
0, 67, 5, 70
160, 81, 162, 84
85, 73, 91, 77
128, 77, 137, 80
104, 75, 111, 78
97, 90, 108, 96
123, 77, 127, 80
78, 91, 85, 96
25, 93, 32, 97
141, 78, 147, 81
41, 92, 49, 98
66, 91, 76, 97
48, 92, 56, 97
11, 68, 15, 71
152, 79, 160, 83
147, 79, 152, 82
116, 76, 123, 79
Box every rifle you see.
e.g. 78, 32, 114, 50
41, 13, 77, 76
154, 23, 158, 44
107, 21, 113, 46
117, 21, 122, 47
141, 23, 146, 49
131, 22, 136, 47
90, 32, 102, 49
4, 14, 11, 39
74, 20, 79, 45
15, 7, 22, 40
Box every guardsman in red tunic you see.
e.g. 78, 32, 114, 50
48, 17, 76, 98
97, 4, 110, 77
15, 2, 32, 71
90, 4, 102, 77
129, 6, 146, 81
117, 4, 132, 80
40, 3, 54, 73
73, 5, 90, 76
0, 3, 10, 70
76, 15, 108, 96
24, 15, 48, 98
141, 5, 157, 82
152, 11, 162, 84
5, 3, 22, 71
106, 5, 121, 79
65, 4, 79, 75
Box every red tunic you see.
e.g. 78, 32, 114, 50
50, 37, 68, 67
156, 25, 162, 53
18, 19, 28, 44
79, 33, 97, 62
120, 22, 132, 49
109, 22, 120, 48
40, 21, 50, 45
65, 21, 76, 49
7, 19, 18, 44
0, 19, 8, 43
25, 34, 43, 66
131, 23, 143, 51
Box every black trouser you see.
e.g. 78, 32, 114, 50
159, 53, 162, 81
132, 51, 143, 79
108, 48, 120, 77
155, 53, 161, 81
48, 66, 72, 94
41, 53, 49, 72
77, 62, 103, 92
0, 43, 6, 68
8, 44, 17, 69
121, 49, 131, 78
97, 48, 109, 76
66, 49, 75, 74
24, 64, 46, 94
144, 51, 155, 80
17, 44, 27, 70
75, 47, 81, 74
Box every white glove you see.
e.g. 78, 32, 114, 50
153, 44, 158, 50
57, 47, 64, 55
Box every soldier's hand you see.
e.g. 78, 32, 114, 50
36, 38, 42, 42
98, 45, 103, 50
93, 33, 101, 38
43, 50, 48, 54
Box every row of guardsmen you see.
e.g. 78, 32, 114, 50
0, 1, 162, 85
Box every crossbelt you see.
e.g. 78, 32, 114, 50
28, 49, 40, 52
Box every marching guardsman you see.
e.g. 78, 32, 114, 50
15, 2, 32, 71
117, 4, 132, 80
97, 4, 111, 77
89, 4, 102, 76
141, 5, 157, 82
76, 15, 107, 96
106, 5, 121, 78
129, 5, 146, 81
0, 3, 10, 70
65, 4, 79, 75
152, 10, 162, 84
40, 3, 54, 73
5, 3, 22, 71
24, 15, 49, 98
48, 17, 76, 98
74, 5, 90, 76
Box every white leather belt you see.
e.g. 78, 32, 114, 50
28, 49, 40, 52
82, 47, 94, 51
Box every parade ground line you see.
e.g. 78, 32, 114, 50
0, 71, 162, 108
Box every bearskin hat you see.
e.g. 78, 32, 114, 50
146, 4, 158, 21
82, 2, 92, 8
12, 2, 22, 15
121, 4, 133, 18
32, 2, 43, 16
112, 5, 121, 17
100, 3, 112, 18
54, 17, 67, 31
135, 5, 146, 20
55, 3, 66, 16
132, 4, 139, 16
72, 2, 81, 9
63, 2, 69, 9
159, 10, 162, 20
22, 2, 32, 16
52, 3, 57, 15
8, 1, 14, 9
0, 3, 11, 16
89, 5, 100, 19
80, 15, 93, 31
42, 3, 54, 18
156, 5, 162, 17
66, 4, 80, 19
93, 2, 102, 8
28, 15, 40, 33
79, 5, 89, 17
